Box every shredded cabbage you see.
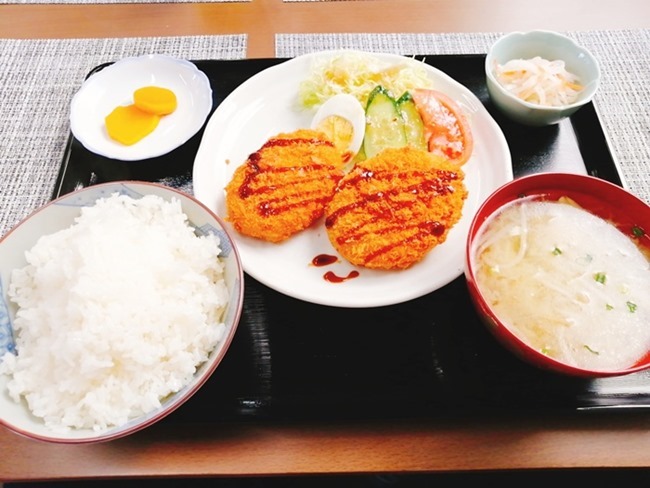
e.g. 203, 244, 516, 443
494, 56, 583, 107
299, 51, 434, 109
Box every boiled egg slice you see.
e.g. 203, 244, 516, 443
311, 93, 366, 160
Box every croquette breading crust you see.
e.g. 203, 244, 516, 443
325, 147, 468, 270
225, 129, 345, 243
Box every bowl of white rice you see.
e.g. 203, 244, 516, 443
0, 181, 244, 443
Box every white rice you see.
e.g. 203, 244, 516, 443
0, 193, 229, 432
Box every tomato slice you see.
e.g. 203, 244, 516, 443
410, 88, 474, 166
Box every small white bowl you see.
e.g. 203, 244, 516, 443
70, 55, 213, 161
0, 182, 243, 443
485, 30, 600, 126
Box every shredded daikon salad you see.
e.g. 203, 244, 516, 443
494, 56, 583, 107
299, 51, 433, 109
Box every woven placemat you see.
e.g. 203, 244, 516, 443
0, 35, 246, 237
276, 31, 650, 205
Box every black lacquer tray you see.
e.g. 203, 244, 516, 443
53, 55, 650, 425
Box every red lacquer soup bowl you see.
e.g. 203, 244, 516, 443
464, 172, 650, 377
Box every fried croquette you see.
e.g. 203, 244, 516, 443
225, 129, 345, 243
325, 146, 468, 270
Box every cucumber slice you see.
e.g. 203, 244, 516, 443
397, 92, 427, 151
363, 86, 407, 159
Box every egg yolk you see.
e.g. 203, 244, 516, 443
314, 115, 355, 155
105, 86, 177, 146
105, 105, 160, 146
134, 86, 177, 115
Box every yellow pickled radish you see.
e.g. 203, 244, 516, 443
105, 105, 160, 146
133, 86, 178, 115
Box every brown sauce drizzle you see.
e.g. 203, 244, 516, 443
325, 167, 457, 266
239, 137, 342, 217
324, 270, 360, 283
259, 137, 334, 151
362, 221, 444, 265
311, 254, 359, 283
325, 168, 458, 228
312, 254, 339, 267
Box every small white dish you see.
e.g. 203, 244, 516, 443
485, 30, 600, 126
70, 54, 213, 161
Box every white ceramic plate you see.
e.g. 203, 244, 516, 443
70, 54, 213, 161
193, 50, 513, 308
